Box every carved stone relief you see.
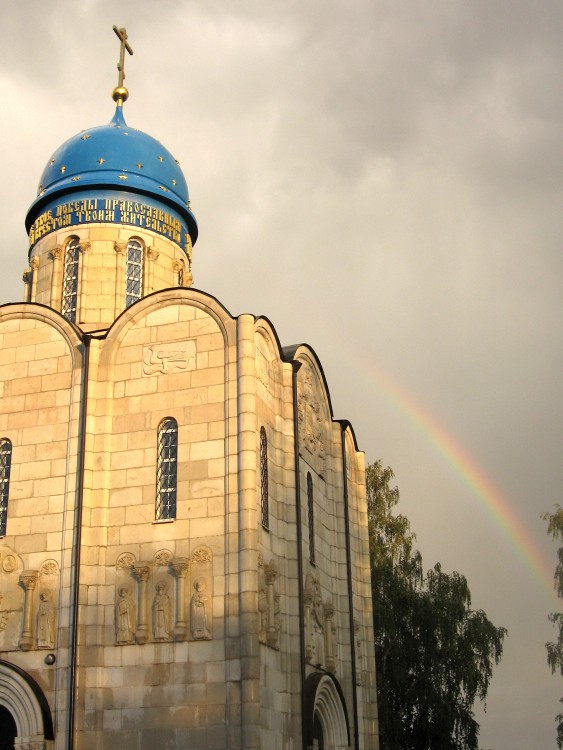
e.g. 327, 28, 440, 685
142, 340, 196, 376
258, 554, 281, 649
297, 364, 326, 475
0, 547, 23, 651
113, 548, 214, 645
115, 586, 136, 645
36, 561, 59, 650
188, 546, 212, 640
303, 572, 336, 672
152, 581, 172, 641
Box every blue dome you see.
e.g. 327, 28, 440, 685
26, 106, 197, 243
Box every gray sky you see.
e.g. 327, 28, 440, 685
1, 1, 562, 747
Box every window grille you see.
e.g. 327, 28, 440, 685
177, 266, 184, 287
125, 239, 144, 308
0, 439, 12, 536
307, 472, 315, 564
61, 238, 80, 322
156, 418, 178, 520
260, 427, 269, 529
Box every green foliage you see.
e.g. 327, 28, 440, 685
542, 505, 563, 748
367, 460, 507, 750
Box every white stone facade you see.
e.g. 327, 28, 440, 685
0, 175, 378, 750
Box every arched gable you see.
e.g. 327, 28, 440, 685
100, 287, 236, 368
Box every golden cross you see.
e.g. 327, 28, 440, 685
113, 25, 133, 88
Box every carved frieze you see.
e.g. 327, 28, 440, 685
113, 549, 214, 645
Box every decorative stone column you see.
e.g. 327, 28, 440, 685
132, 563, 151, 644
77, 240, 91, 324
22, 268, 32, 302
49, 245, 63, 310
29, 256, 40, 302
18, 570, 39, 651
114, 240, 127, 317
171, 558, 189, 640
146, 246, 159, 293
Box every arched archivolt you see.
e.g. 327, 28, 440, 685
304, 672, 350, 750
0, 660, 54, 744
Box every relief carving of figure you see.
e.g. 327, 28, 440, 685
115, 587, 135, 644
258, 584, 268, 645
190, 580, 211, 640
152, 582, 171, 641
36, 590, 55, 649
304, 573, 325, 667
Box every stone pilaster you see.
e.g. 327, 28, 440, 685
18, 570, 39, 651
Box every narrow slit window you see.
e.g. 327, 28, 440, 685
156, 418, 178, 520
0, 439, 12, 537
307, 472, 315, 564
125, 239, 144, 308
260, 427, 269, 529
61, 237, 80, 322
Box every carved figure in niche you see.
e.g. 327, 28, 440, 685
258, 584, 268, 644
304, 573, 325, 667
152, 582, 171, 641
190, 580, 211, 640
36, 590, 55, 649
115, 587, 135, 644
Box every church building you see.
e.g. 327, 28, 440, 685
0, 29, 379, 750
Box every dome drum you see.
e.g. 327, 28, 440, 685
27, 189, 192, 255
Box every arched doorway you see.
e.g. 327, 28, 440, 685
304, 673, 350, 750
0, 704, 17, 750
0, 660, 53, 748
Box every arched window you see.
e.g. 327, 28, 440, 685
125, 239, 144, 308
260, 427, 269, 529
61, 237, 80, 322
0, 438, 12, 537
307, 471, 315, 564
156, 418, 178, 520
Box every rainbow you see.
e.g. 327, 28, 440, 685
353, 358, 558, 606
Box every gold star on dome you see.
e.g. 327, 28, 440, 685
71, 176, 81, 182
136, 163, 143, 168
49, 159, 55, 166
60, 166, 66, 174
97, 158, 105, 165
81, 134, 91, 141
37, 184, 43, 194
175, 159, 180, 165
158, 156, 164, 162
172, 179, 176, 186
159, 185, 168, 192
123, 132, 129, 136
118, 175, 128, 180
